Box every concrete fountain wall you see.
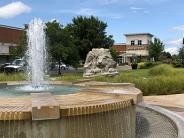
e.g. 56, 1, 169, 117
0, 82, 142, 138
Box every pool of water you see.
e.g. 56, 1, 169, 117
0, 85, 81, 97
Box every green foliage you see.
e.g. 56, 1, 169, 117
138, 62, 161, 69
66, 16, 114, 60
149, 64, 175, 76
149, 38, 165, 61
10, 32, 27, 58
46, 20, 79, 74
94, 65, 184, 96
109, 48, 119, 61
178, 45, 184, 64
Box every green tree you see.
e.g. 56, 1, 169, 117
160, 51, 172, 61
149, 38, 165, 61
46, 20, 79, 74
109, 48, 119, 61
66, 16, 114, 61
178, 45, 184, 64
10, 32, 27, 58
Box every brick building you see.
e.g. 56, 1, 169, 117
0, 25, 25, 64
112, 33, 153, 64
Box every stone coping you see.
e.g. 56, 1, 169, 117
139, 103, 184, 138
0, 81, 141, 120
0, 93, 134, 120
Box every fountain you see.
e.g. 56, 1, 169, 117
0, 18, 183, 138
27, 18, 46, 88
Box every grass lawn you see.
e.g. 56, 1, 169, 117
0, 73, 26, 81
54, 72, 83, 81
94, 65, 184, 96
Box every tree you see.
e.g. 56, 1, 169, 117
160, 51, 172, 61
46, 20, 79, 74
109, 48, 119, 61
66, 16, 114, 61
178, 45, 184, 64
149, 38, 165, 61
10, 32, 27, 58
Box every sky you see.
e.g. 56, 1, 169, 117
1, 0, 184, 55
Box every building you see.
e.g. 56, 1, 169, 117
0, 25, 25, 64
112, 33, 153, 64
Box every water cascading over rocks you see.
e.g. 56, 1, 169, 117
83, 48, 118, 77
27, 18, 46, 88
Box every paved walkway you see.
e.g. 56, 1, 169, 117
144, 94, 184, 118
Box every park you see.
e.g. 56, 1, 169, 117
0, 0, 184, 138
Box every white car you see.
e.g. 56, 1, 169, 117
4, 59, 27, 73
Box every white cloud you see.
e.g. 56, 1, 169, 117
77, 8, 97, 16
165, 47, 179, 55
130, 7, 143, 10
173, 25, 184, 31
167, 38, 182, 46
57, 8, 123, 19
130, 6, 150, 13
0, 1, 31, 19
96, 0, 120, 5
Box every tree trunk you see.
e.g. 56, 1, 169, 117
58, 59, 61, 75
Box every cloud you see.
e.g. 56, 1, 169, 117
173, 25, 184, 31
0, 1, 31, 19
130, 6, 150, 14
77, 8, 97, 16
167, 38, 182, 46
96, 0, 120, 5
57, 8, 122, 19
130, 7, 143, 10
165, 47, 179, 55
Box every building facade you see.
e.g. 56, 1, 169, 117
0, 25, 25, 64
112, 33, 153, 64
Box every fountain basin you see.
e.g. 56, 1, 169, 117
0, 81, 183, 138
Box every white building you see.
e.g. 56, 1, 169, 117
113, 33, 154, 64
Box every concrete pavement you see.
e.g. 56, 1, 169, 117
144, 94, 184, 118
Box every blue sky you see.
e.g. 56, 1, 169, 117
1, 0, 184, 54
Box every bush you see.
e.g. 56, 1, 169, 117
138, 62, 161, 69
149, 64, 175, 76
172, 62, 184, 68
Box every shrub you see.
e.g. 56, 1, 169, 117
172, 62, 184, 68
149, 64, 175, 76
138, 62, 161, 69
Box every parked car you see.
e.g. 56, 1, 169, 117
49, 62, 69, 71
0, 63, 11, 72
4, 59, 27, 73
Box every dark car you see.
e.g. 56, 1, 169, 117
0, 63, 11, 72
4, 59, 27, 73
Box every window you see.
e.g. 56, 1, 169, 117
131, 40, 135, 45
138, 40, 142, 45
